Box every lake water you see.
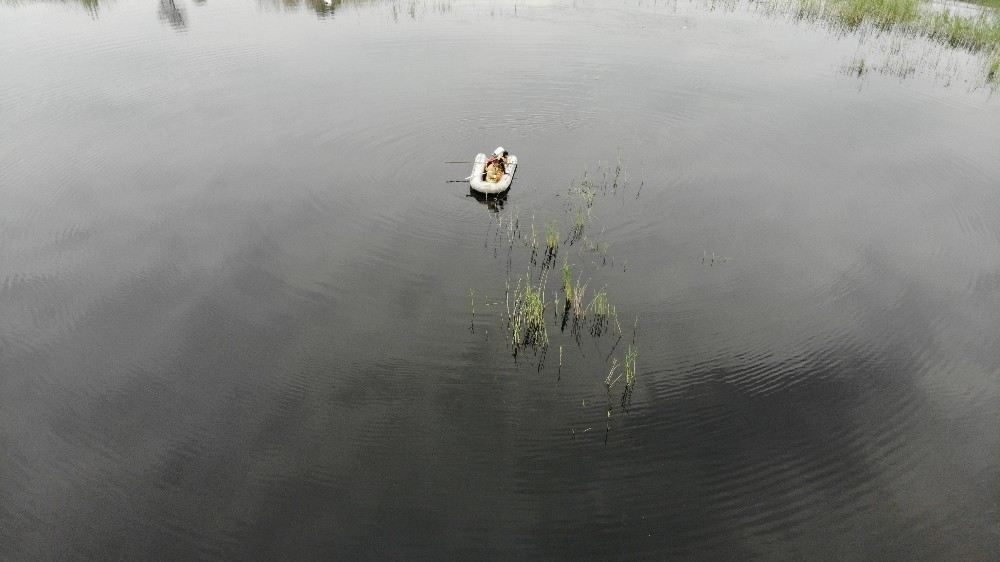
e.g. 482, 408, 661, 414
2, 0, 999, 558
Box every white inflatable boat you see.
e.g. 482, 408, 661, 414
470, 150, 517, 194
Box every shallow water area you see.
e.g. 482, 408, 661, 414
1, 0, 999, 558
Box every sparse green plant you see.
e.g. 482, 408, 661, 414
589, 290, 611, 318
989, 53, 1000, 83
570, 278, 587, 319
569, 178, 598, 208
582, 237, 611, 255
605, 357, 621, 388
509, 273, 548, 348
581, 184, 597, 208
562, 259, 574, 300
619, 344, 639, 408
848, 56, 868, 76
545, 220, 560, 255
571, 206, 586, 242
624, 345, 638, 388
587, 289, 617, 336
795, 0, 824, 20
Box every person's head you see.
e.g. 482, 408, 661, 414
494, 147, 506, 157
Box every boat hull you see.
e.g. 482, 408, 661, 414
470, 153, 517, 194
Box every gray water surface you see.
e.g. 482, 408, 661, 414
2, 0, 999, 558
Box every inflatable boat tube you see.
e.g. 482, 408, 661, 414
470, 153, 517, 194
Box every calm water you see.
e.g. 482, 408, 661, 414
2, 0, 999, 558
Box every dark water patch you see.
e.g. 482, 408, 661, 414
1, 0, 999, 558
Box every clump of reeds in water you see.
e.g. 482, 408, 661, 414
577, 181, 597, 208
570, 206, 587, 243
587, 289, 615, 337
508, 272, 548, 350
545, 220, 560, 259
525, 219, 540, 264
621, 344, 638, 406
990, 53, 1000, 83
835, 0, 920, 29
562, 259, 573, 301
624, 345, 637, 388
569, 277, 587, 320
926, 10, 1000, 51
559, 260, 588, 333
605, 344, 639, 396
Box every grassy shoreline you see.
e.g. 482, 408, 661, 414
777, 0, 1000, 82
966, 0, 1000, 10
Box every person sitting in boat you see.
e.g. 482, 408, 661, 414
483, 147, 509, 183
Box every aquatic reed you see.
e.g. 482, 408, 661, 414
562, 259, 573, 300
926, 10, 1000, 51
569, 278, 587, 319
571, 206, 586, 242
509, 273, 548, 348
580, 184, 597, 208
836, 0, 920, 29
624, 345, 638, 388
760, 0, 1000, 81
559, 260, 588, 319
545, 220, 560, 255
605, 357, 621, 388
589, 290, 611, 318
793, 0, 1000, 55
587, 289, 614, 336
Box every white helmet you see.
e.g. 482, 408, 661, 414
494, 147, 506, 156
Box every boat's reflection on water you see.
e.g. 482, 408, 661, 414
467, 188, 509, 212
